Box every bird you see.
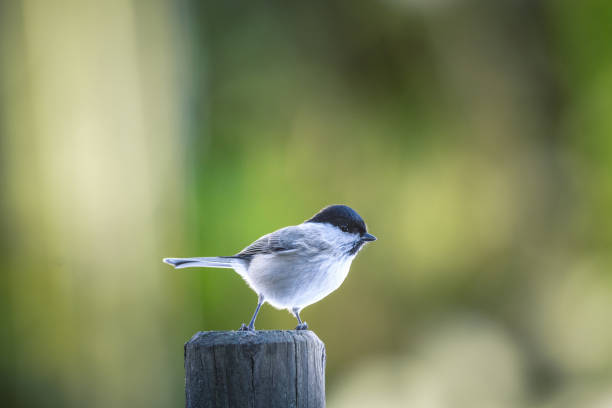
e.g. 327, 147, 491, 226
163, 204, 376, 331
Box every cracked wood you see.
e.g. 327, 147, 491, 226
185, 330, 326, 408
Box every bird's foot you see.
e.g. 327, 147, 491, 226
295, 322, 308, 330
239, 323, 254, 331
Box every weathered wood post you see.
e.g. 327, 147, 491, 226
185, 330, 326, 408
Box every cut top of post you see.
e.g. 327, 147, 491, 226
186, 329, 324, 347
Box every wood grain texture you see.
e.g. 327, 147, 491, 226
185, 330, 326, 408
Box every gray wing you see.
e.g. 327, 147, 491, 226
233, 226, 303, 259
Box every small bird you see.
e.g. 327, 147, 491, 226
163, 205, 376, 331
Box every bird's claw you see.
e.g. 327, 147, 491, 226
239, 323, 254, 331
295, 322, 308, 330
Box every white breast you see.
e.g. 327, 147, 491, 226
243, 223, 358, 311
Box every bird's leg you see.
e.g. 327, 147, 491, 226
239, 294, 264, 331
292, 307, 308, 330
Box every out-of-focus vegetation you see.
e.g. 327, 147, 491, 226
1, 0, 611, 407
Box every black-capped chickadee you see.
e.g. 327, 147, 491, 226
163, 205, 376, 330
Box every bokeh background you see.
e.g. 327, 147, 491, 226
1, 0, 612, 407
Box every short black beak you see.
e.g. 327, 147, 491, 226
361, 233, 377, 242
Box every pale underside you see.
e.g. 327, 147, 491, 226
232, 222, 360, 311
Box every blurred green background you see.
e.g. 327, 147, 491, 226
1, 0, 612, 407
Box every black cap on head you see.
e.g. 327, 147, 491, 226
306, 205, 368, 235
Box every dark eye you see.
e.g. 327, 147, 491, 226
340, 225, 349, 232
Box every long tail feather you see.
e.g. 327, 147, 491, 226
163, 257, 234, 269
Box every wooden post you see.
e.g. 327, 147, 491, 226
185, 330, 326, 408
